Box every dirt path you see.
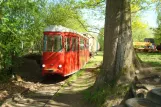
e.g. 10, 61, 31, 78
1, 68, 98, 107
44, 70, 96, 107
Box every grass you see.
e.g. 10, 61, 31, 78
83, 84, 130, 107
84, 51, 103, 68
137, 53, 161, 67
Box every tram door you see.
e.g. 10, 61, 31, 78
64, 37, 71, 75
79, 38, 85, 68
71, 37, 79, 72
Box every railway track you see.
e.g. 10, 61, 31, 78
2, 75, 70, 107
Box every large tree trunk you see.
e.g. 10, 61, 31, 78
95, 0, 140, 88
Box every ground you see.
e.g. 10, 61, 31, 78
0, 52, 102, 107
45, 70, 97, 107
0, 52, 161, 107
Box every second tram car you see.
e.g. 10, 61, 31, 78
83, 33, 100, 57
42, 25, 90, 77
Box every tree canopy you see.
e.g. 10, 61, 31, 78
0, 0, 88, 71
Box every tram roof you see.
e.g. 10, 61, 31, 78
44, 25, 87, 38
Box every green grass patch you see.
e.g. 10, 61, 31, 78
84, 51, 103, 68
67, 69, 84, 83
83, 84, 129, 107
137, 53, 161, 67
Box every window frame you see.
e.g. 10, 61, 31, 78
43, 35, 62, 52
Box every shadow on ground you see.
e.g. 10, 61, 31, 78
41, 74, 69, 84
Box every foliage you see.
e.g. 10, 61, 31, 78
153, 24, 161, 44
131, 0, 152, 13
78, 0, 155, 44
153, 0, 161, 44
97, 28, 104, 51
45, 0, 88, 32
153, 0, 161, 25
130, 0, 156, 42
78, 0, 105, 8
0, 0, 88, 72
74, 0, 106, 33
132, 16, 154, 42
0, 0, 47, 70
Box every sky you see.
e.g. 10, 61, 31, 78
83, 8, 158, 34
141, 10, 158, 28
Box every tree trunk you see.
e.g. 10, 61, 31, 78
95, 0, 140, 88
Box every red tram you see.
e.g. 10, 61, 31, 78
42, 25, 90, 76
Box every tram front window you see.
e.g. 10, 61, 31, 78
44, 35, 62, 52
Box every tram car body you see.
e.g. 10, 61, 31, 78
42, 25, 90, 77
83, 33, 100, 56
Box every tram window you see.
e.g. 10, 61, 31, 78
86, 40, 89, 49
65, 38, 70, 52
76, 38, 78, 50
71, 38, 76, 51
53, 36, 62, 52
84, 40, 86, 49
80, 38, 84, 50
43, 35, 62, 52
43, 36, 47, 51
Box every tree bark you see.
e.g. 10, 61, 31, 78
95, 0, 140, 88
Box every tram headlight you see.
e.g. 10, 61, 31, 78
42, 64, 45, 67
58, 64, 62, 68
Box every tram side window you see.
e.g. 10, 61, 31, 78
54, 36, 62, 52
86, 40, 89, 49
43, 36, 47, 51
76, 38, 78, 50
71, 38, 76, 51
80, 38, 84, 50
65, 38, 71, 52
44, 36, 53, 52
44, 35, 62, 52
